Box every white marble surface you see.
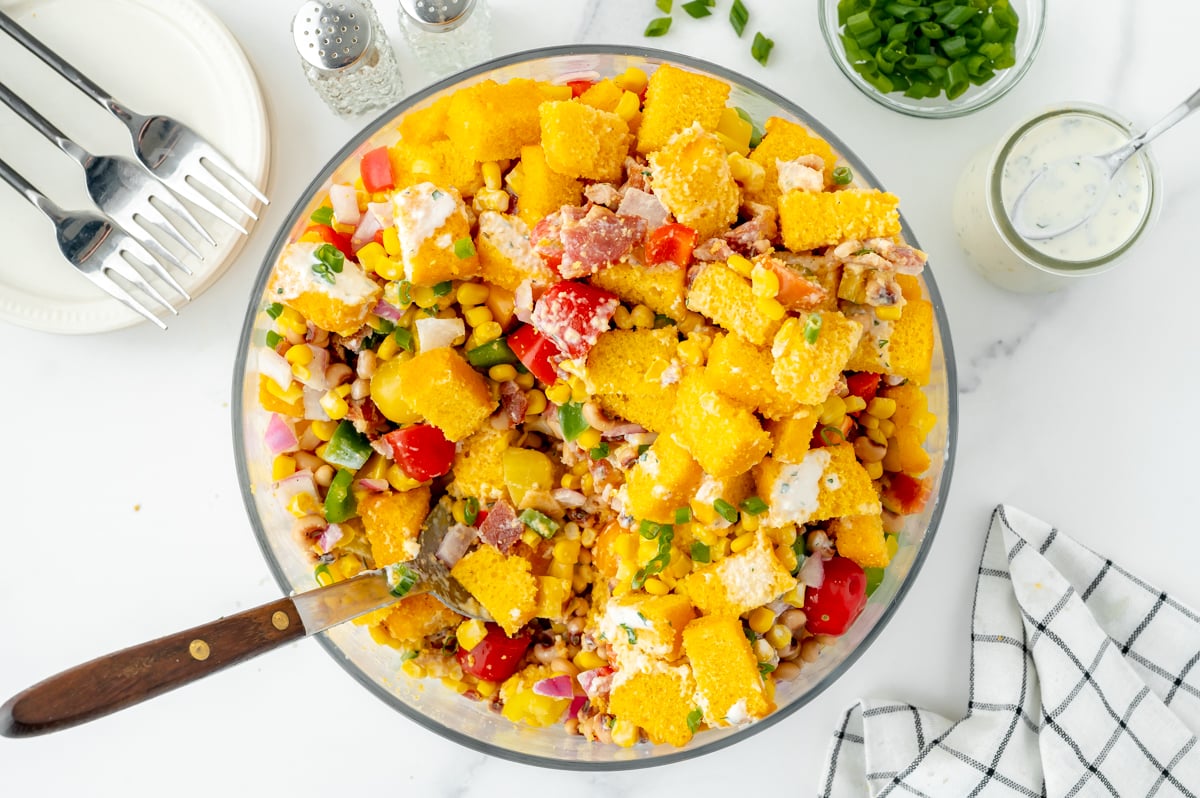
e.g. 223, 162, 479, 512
3, 0, 1199, 794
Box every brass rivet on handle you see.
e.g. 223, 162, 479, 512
271, 611, 290, 631
189, 639, 211, 661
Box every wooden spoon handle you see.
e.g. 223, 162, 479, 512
1, 597, 305, 738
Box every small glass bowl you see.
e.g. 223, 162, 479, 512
818, 0, 1046, 119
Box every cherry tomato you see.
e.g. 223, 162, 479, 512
507, 324, 563, 385
881, 473, 933, 516
381, 424, 456, 481
530, 281, 619, 359
803, 556, 868, 636
303, 224, 355, 261
645, 223, 698, 267
846, 372, 882, 404
359, 146, 395, 193
456, 624, 531, 682
567, 79, 594, 98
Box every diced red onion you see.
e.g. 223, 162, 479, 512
600, 423, 646, 439
351, 209, 383, 252
552, 488, 587, 508
435, 523, 477, 568
367, 201, 394, 228
264, 414, 299, 454
257, 347, 294, 393
799, 554, 825, 590
372, 299, 403, 322
297, 346, 330, 391
623, 431, 657, 447
303, 388, 330, 421
317, 523, 344, 553
531, 674, 574, 699
329, 184, 360, 226
567, 695, 587, 720
576, 668, 599, 696
355, 478, 389, 493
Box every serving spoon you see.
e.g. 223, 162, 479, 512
1, 499, 488, 738
1011, 85, 1200, 241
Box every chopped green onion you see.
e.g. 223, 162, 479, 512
758, 662, 776, 676
740, 496, 769, 515
432, 280, 453, 297
681, 0, 711, 18
656, 0, 672, 12
751, 32, 774, 65
393, 327, 414, 352
399, 649, 419, 662
803, 313, 823, 344
388, 563, 419, 598
621, 624, 638, 644
453, 237, 475, 259
686, 707, 703, 733
729, 0, 748, 36
639, 519, 671, 539
632, 526, 674, 589
819, 425, 845, 446
713, 498, 739, 524
644, 16, 672, 36
265, 302, 284, 319
264, 330, 283, 348
314, 563, 331, 584
637, 443, 651, 456
312, 243, 345, 284
690, 541, 711, 564
938, 4, 975, 28
463, 496, 480, 526
675, 506, 693, 524
832, 165, 854, 185
309, 206, 334, 226
519, 508, 560, 538
790, 539, 806, 576
589, 442, 610, 460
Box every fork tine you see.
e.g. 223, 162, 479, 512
151, 185, 217, 249
136, 204, 203, 263
122, 231, 192, 299
193, 163, 260, 221
81, 268, 167, 330
168, 174, 249, 235
105, 248, 178, 316
198, 148, 269, 206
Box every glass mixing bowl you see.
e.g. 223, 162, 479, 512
232, 45, 958, 769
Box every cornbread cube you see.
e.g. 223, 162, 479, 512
671, 369, 771, 479
398, 94, 453, 145
449, 425, 517, 501
681, 534, 795, 617
816, 444, 882, 519
360, 485, 432, 566
755, 446, 880, 527
764, 406, 821, 464
636, 64, 730, 154
882, 382, 936, 437
538, 100, 632, 181
703, 332, 802, 420
596, 392, 676, 435
515, 144, 583, 227
608, 662, 698, 747
392, 183, 480, 286
648, 123, 741, 240
534, 576, 571, 621
830, 513, 890, 569
389, 139, 483, 197
626, 432, 704, 524
747, 117, 838, 208
393, 348, 496, 441
686, 262, 781, 346
600, 593, 696, 663
500, 664, 572, 727
683, 616, 772, 726
475, 211, 558, 291
690, 471, 755, 527
268, 241, 381, 337
590, 259, 687, 320
381, 593, 463, 644
585, 327, 679, 394
446, 78, 544, 161
896, 273, 923, 301
887, 298, 934, 385
771, 310, 864, 405
578, 79, 623, 113
450, 545, 538, 636
778, 189, 902, 252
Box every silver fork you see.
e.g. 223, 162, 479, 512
0, 81, 198, 300
0, 10, 268, 234
0, 157, 176, 330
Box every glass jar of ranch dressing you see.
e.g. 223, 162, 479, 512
954, 104, 1161, 292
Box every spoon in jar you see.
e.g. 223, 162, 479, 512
0, 498, 489, 738
1011, 85, 1200, 241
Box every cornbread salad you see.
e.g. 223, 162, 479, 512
256, 63, 938, 747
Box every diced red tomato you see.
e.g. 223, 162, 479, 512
846, 372, 882, 404
360, 146, 394, 193
381, 424, 456, 482
567, 79, 594, 98
456, 624, 531, 682
532, 215, 565, 275
530, 281, 620, 359
645, 223, 698, 268
881, 473, 933, 516
507, 324, 563, 385
768, 260, 828, 310
372, 229, 386, 247
803, 557, 867, 636
304, 224, 355, 261
473, 510, 489, 528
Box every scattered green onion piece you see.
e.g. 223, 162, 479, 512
463, 496, 480, 526
833, 165, 854, 185
945, 59, 969, 99
980, 14, 1005, 42
393, 327, 414, 352
399, 649, 419, 662
309, 206, 334, 225
751, 32, 774, 65
639, 519, 670, 539
265, 301, 284, 319
854, 26, 883, 48
729, 0, 748, 36
940, 34, 968, 59
819, 425, 846, 446
690, 541, 711, 564
519, 508, 560, 539
803, 313, 823, 344
388, 563, 419, 598
432, 280, 453, 297
637, 443, 651, 456
740, 496, 769, 515
656, 0, 672, 12
682, 0, 712, 18
265, 330, 283, 348
790, 540, 806, 576
644, 16, 672, 36
686, 708, 703, 733
758, 662, 776, 676
887, 21, 910, 41
632, 527, 674, 589
590, 442, 610, 460
314, 563, 331, 584
312, 243, 345, 284
713, 498, 739, 524
675, 506, 693, 525
846, 10, 874, 35
621, 624, 638, 644
938, 4, 975, 28
453, 237, 475, 259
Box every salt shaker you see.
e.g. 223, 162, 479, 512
292, 0, 405, 118
397, 0, 493, 81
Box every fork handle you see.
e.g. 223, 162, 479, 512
0, 156, 62, 224
0, 10, 134, 123
0, 81, 88, 164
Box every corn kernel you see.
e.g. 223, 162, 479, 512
451, 499, 468, 525
776, 543, 798, 573
481, 161, 503, 191
385, 464, 425, 491
548, 560, 574, 580
488, 364, 518, 382
875, 304, 903, 322
462, 306, 493, 328
569, 379, 589, 403
512, 372, 534, 390
574, 650, 607, 671
320, 391, 349, 420
740, 513, 760, 532
580, 473, 594, 493
577, 427, 603, 451
859, 413, 880, 430
378, 335, 403, 361
291, 364, 313, 382
751, 264, 780, 298
381, 227, 401, 257
457, 282, 490, 306
356, 242, 390, 276
545, 381, 572, 405
401, 659, 426, 679
819, 395, 847, 426
287, 492, 321, 517
727, 254, 754, 277
284, 344, 313, 366
630, 304, 656, 329
868, 397, 897, 419
272, 454, 296, 480
475, 680, 499, 698
865, 460, 884, 480
877, 418, 896, 437
553, 538, 581, 564
781, 585, 805, 606
277, 306, 307, 335
756, 296, 785, 321
677, 310, 704, 333
669, 552, 693, 579
886, 534, 900, 559
337, 555, 364, 579
611, 305, 634, 330
571, 460, 590, 476
475, 321, 503, 343
611, 718, 639, 748
614, 90, 640, 122
867, 427, 889, 446
676, 339, 705, 366
473, 188, 510, 213
560, 473, 580, 490
748, 607, 775, 634
731, 532, 756, 554
727, 152, 766, 192
457, 618, 489, 652
642, 577, 670, 596
614, 66, 648, 94
525, 389, 548, 416
412, 285, 440, 309
766, 624, 793, 651
843, 395, 867, 414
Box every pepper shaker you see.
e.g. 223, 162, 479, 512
292, 0, 405, 117
397, 0, 493, 81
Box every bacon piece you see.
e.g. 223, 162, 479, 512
693, 237, 735, 263
724, 202, 778, 257
346, 398, 390, 438
477, 500, 525, 554
497, 380, 528, 428
532, 212, 567, 274
621, 156, 651, 193
558, 205, 647, 279
616, 188, 669, 230
584, 182, 622, 208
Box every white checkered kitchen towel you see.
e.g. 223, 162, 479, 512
818, 505, 1200, 797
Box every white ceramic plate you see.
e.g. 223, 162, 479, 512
0, 0, 270, 334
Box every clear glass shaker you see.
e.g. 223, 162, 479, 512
397, 0, 493, 81
292, 0, 406, 118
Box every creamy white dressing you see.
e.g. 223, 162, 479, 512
1001, 114, 1150, 262
393, 182, 461, 273
273, 241, 380, 305
763, 449, 831, 527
